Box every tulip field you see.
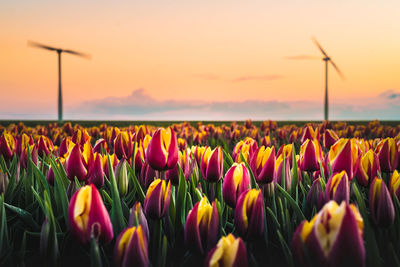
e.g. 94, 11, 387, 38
1, 120, 400, 267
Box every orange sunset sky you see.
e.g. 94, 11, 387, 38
1, 0, 399, 120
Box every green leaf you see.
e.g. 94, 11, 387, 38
4, 203, 40, 230
127, 165, 145, 203
276, 184, 305, 220
176, 165, 187, 227
50, 158, 69, 226
108, 155, 126, 235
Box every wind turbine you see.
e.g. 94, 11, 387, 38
28, 41, 90, 123
312, 37, 344, 121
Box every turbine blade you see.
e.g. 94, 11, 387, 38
329, 59, 345, 80
63, 49, 91, 59
27, 41, 58, 51
284, 55, 320, 60
311, 37, 329, 58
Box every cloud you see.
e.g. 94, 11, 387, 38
232, 75, 283, 82
2, 89, 400, 121
61, 88, 400, 120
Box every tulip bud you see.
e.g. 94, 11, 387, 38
277, 144, 294, 167
88, 153, 104, 188
0, 132, 16, 160
201, 147, 223, 183
46, 166, 55, 186
222, 163, 250, 208
204, 234, 248, 267
325, 171, 350, 204
128, 202, 149, 240
0, 171, 8, 194
375, 138, 399, 173
68, 184, 113, 244
140, 161, 157, 188
114, 226, 149, 267
261, 135, 271, 147
249, 146, 275, 184
66, 143, 89, 181
234, 189, 264, 239
102, 153, 119, 179
292, 201, 365, 267
116, 159, 129, 196
323, 129, 339, 149
300, 125, 319, 143
299, 139, 323, 172
307, 178, 325, 210
144, 179, 171, 220
390, 170, 400, 200
190, 145, 208, 167
369, 177, 395, 227
354, 150, 380, 187
146, 128, 179, 171
185, 197, 219, 254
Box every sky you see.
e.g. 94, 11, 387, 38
1, 0, 399, 120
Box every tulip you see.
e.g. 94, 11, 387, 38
276, 144, 294, 167
323, 129, 339, 149
58, 137, 74, 158
68, 184, 113, 244
128, 202, 149, 240
93, 138, 108, 154
234, 189, 264, 239
292, 201, 365, 267
178, 137, 187, 150
369, 177, 395, 227
249, 146, 275, 184
37, 135, 54, 157
140, 162, 157, 188
375, 138, 399, 173
166, 149, 192, 185
232, 137, 258, 163
307, 178, 325, 210
299, 139, 323, 172
102, 153, 119, 179
115, 159, 129, 196
328, 138, 358, 180
325, 171, 349, 204
185, 197, 219, 254
191, 145, 208, 166
204, 234, 248, 267
0, 132, 16, 160
261, 135, 271, 147
222, 163, 250, 208
66, 142, 93, 181
300, 125, 319, 143
0, 171, 8, 194
390, 170, 400, 200
71, 129, 91, 148
134, 135, 151, 175
354, 150, 380, 187
46, 166, 55, 185
114, 131, 135, 160
20, 144, 38, 169
87, 153, 104, 188
144, 179, 171, 219
201, 147, 223, 183
146, 128, 179, 171
114, 226, 149, 267
16, 133, 34, 156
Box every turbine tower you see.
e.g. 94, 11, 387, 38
28, 41, 90, 123
312, 38, 344, 121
